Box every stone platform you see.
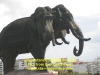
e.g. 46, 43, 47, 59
5, 70, 58, 75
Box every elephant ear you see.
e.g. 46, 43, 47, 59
44, 6, 54, 14
29, 7, 44, 31
29, 13, 37, 31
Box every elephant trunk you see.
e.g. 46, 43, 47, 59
52, 32, 56, 46
68, 20, 84, 56
42, 16, 56, 46
73, 39, 84, 56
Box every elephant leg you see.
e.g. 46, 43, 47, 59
30, 47, 47, 71
3, 49, 18, 74
30, 40, 49, 71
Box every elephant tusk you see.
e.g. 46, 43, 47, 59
61, 37, 70, 44
52, 32, 56, 46
73, 30, 91, 41
55, 39, 63, 45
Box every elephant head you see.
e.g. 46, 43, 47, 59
52, 4, 91, 56
29, 6, 55, 46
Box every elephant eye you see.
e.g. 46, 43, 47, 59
70, 14, 74, 19
66, 12, 73, 19
66, 13, 70, 16
64, 13, 71, 18
66, 12, 69, 15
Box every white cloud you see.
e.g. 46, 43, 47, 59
85, 21, 100, 43
0, 4, 12, 31
66, 0, 100, 16
0, 4, 9, 15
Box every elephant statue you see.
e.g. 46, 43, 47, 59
0, 4, 91, 74
0, 6, 55, 74
52, 4, 91, 56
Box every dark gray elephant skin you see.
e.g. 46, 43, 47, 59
0, 6, 55, 74
52, 4, 91, 56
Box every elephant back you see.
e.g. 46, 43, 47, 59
0, 17, 30, 48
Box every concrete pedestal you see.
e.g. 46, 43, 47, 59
4, 70, 58, 75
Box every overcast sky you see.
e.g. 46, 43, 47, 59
0, 0, 100, 62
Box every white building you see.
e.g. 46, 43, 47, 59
0, 61, 3, 75
73, 63, 87, 73
0, 58, 94, 74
